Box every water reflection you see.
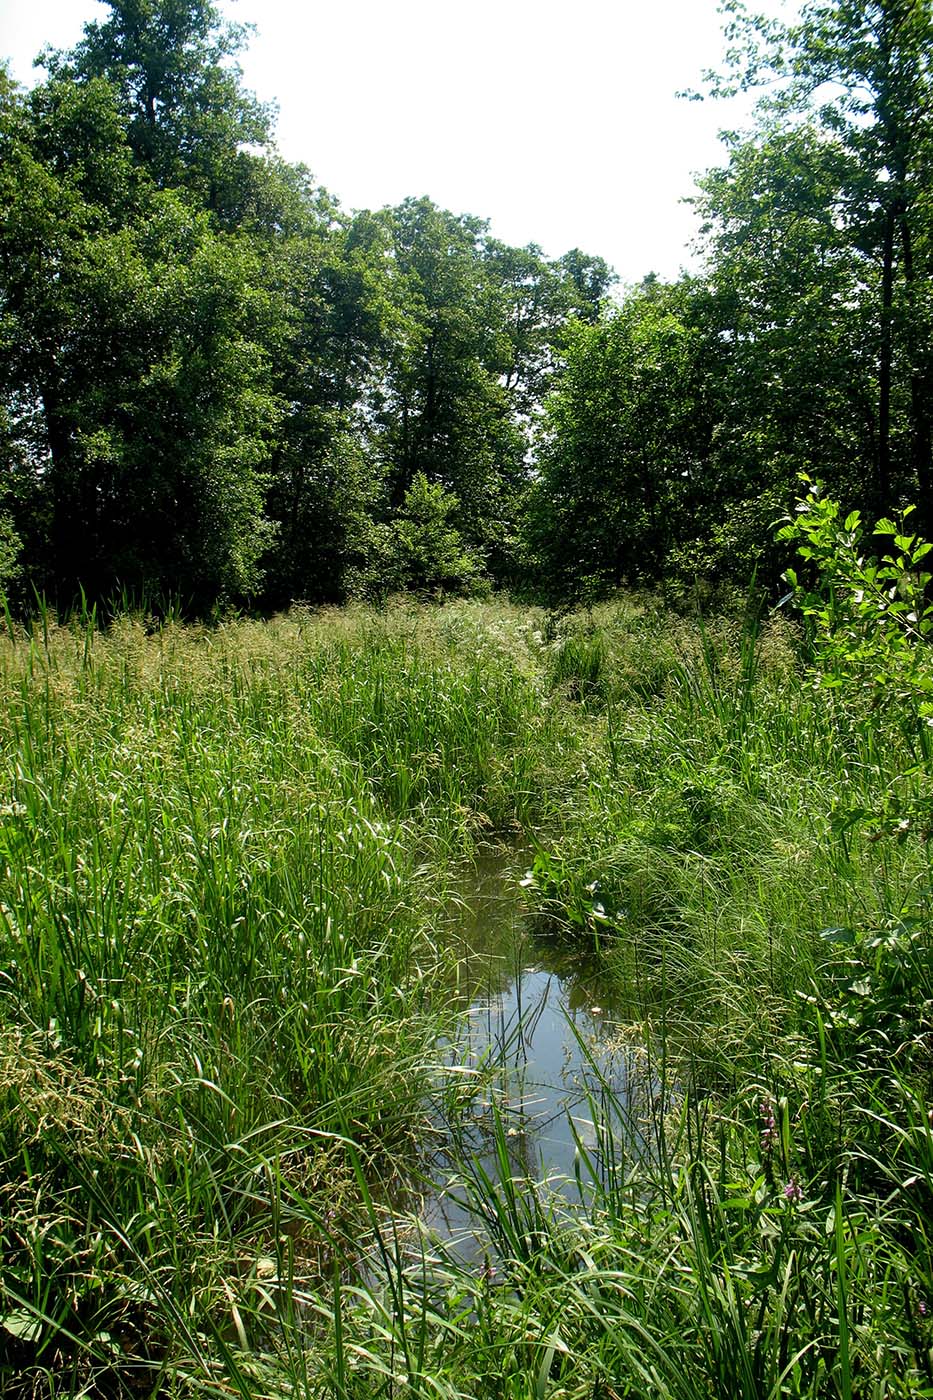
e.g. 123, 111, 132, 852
421, 846, 642, 1245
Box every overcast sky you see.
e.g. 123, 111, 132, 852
0, 0, 792, 284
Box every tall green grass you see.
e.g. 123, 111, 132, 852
521, 601, 933, 1082
3, 595, 933, 1396
0, 603, 569, 1393
296, 596, 933, 1398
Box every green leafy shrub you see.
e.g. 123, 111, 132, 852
778, 477, 933, 839
389, 474, 489, 597
778, 478, 933, 727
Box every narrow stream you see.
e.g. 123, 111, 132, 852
419, 846, 643, 1246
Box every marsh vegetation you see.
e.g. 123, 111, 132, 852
3, 570, 933, 1397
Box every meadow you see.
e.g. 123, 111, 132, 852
2, 593, 932, 1398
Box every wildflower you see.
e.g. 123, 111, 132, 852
783, 1177, 803, 1204
759, 1096, 779, 1152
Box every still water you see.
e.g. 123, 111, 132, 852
419, 847, 643, 1244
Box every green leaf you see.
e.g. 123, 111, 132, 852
2, 1310, 42, 1343
819, 926, 856, 945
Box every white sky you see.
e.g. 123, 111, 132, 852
0, 0, 790, 284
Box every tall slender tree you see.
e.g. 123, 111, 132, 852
704, 0, 933, 519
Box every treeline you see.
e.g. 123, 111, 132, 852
1, 0, 931, 612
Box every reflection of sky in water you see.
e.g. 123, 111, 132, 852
420, 852, 643, 1246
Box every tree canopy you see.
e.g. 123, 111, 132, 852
1, 0, 930, 609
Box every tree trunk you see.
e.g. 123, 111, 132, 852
877, 204, 895, 511
42, 384, 84, 604
899, 211, 933, 531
